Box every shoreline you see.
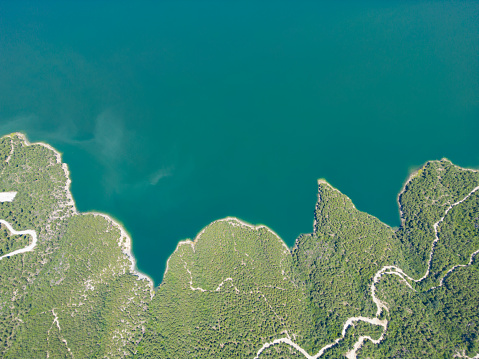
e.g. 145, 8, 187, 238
254, 183, 479, 359
397, 165, 422, 225
4, 132, 153, 288
396, 159, 479, 226
89, 212, 154, 289
4, 132, 479, 357
163, 216, 289, 280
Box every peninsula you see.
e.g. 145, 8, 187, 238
1, 133, 478, 358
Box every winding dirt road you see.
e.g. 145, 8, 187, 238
0, 219, 37, 260
255, 185, 479, 359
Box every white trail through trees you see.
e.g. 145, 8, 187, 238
0, 219, 37, 260
254, 186, 479, 359
2, 135, 478, 357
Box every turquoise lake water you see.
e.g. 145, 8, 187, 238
1, 1, 478, 285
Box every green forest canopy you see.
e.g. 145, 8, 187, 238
0, 133, 479, 358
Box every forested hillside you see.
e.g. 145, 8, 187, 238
1, 133, 478, 358
0, 134, 153, 358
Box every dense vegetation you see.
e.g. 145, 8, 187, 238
292, 182, 407, 351
137, 220, 311, 358
0, 223, 31, 256
1, 133, 479, 358
0, 134, 152, 358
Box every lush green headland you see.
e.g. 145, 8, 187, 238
1, 133, 479, 358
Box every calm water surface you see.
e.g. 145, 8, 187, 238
1, 1, 478, 284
